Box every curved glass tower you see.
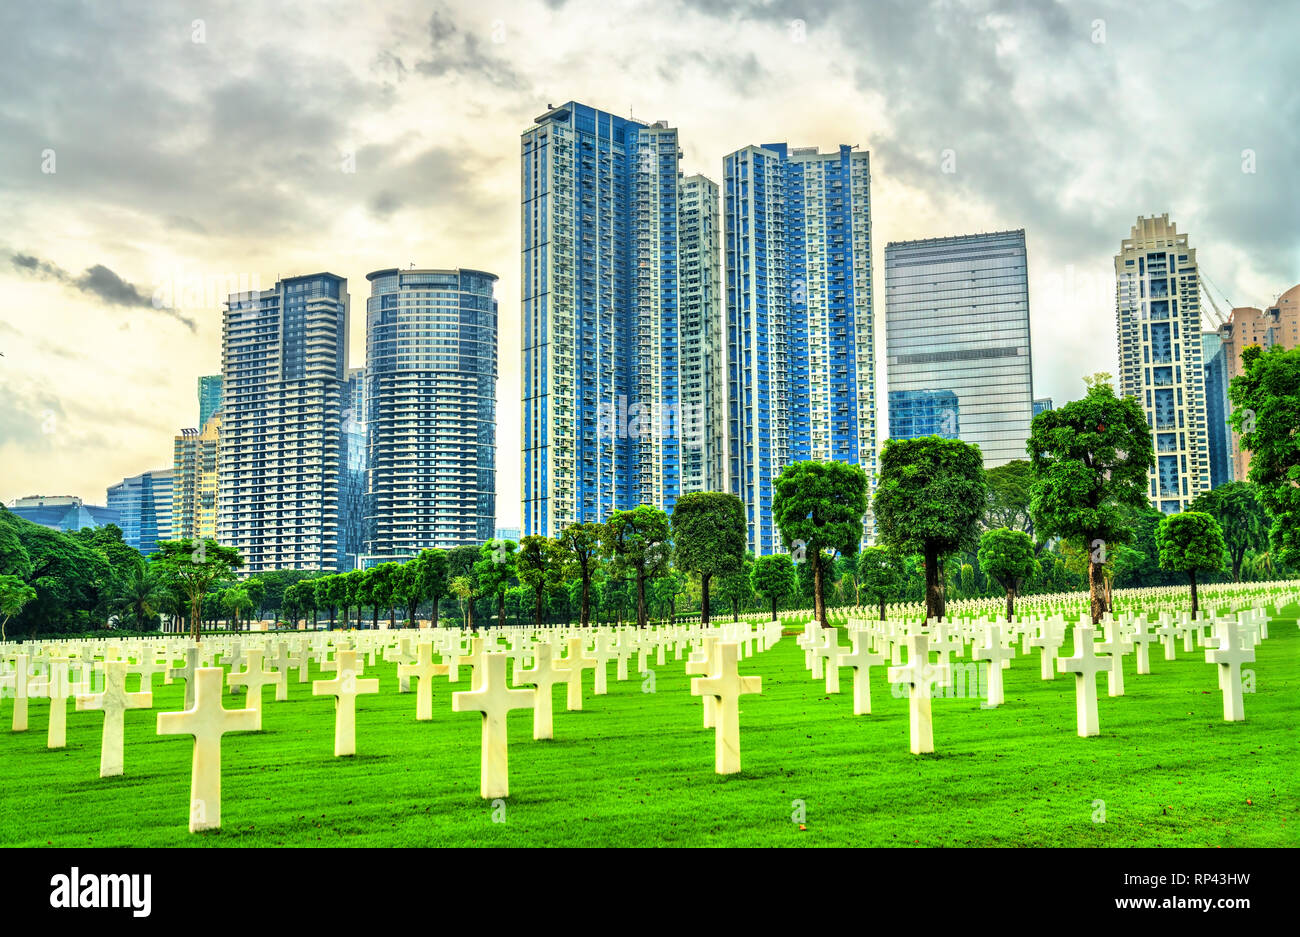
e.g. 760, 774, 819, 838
364, 268, 498, 559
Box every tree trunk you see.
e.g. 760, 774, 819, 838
1005, 588, 1015, 621
432, 598, 440, 629
636, 572, 647, 628
373, 605, 379, 630
878, 597, 886, 621
773, 596, 780, 622
813, 552, 828, 625
1087, 554, 1105, 625
1189, 570, 1199, 618
923, 543, 944, 621
1231, 548, 1243, 582
700, 572, 712, 626
533, 587, 543, 628
580, 567, 591, 629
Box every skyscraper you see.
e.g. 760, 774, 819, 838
522, 102, 700, 537
1218, 283, 1300, 481
1115, 214, 1210, 513
1032, 398, 1053, 418
1200, 331, 1232, 489
724, 142, 875, 554
172, 411, 221, 541
885, 230, 1034, 467
198, 374, 222, 428
218, 273, 349, 573
678, 173, 725, 494
365, 268, 497, 558
339, 366, 367, 569
106, 468, 174, 554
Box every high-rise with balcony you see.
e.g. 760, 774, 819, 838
885, 230, 1034, 467
218, 273, 349, 573
724, 142, 875, 554
522, 102, 698, 536
172, 411, 221, 541
198, 375, 223, 428
678, 173, 725, 493
1115, 215, 1210, 513
365, 268, 497, 559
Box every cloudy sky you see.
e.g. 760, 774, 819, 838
1, 0, 1296, 526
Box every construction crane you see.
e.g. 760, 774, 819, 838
1199, 272, 1235, 330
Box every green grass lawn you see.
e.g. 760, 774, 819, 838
2, 607, 1297, 847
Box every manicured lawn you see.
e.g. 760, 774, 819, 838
1, 607, 1296, 847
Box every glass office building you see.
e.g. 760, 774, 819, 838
523, 102, 708, 537
724, 142, 876, 554
1201, 331, 1232, 489
1115, 215, 1210, 512
365, 268, 497, 558
198, 375, 223, 428
339, 366, 367, 568
885, 230, 1033, 467
219, 273, 349, 573
106, 469, 174, 555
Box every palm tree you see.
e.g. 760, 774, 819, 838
449, 575, 476, 630
113, 565, 164, 630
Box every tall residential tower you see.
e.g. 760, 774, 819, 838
723, 142, 875, 554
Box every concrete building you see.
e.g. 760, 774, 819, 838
172, 412, 222, 541
678, 173, 726, 494
885, 230, 1034, 467
218, 273, 350, 573
1115, 215, 1210, 513
724, 142, 876, 553
365, 268, 497, 560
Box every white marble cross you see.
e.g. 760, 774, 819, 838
227, 648, 278, 730
167, 647, 200, 709
453, 637, 486, 690
1155, 615, 1178, 661
685, 636, 718, 727
512, 641, 563, 740
312, 649, 379, 756
1097, 622, 1131, 697
837, 630, 884, 715
1057, 626, 1109, 738
815, 629, 843, 694
157, 668, 258, 832
287, 641, 311, 683
887, 635, 950, 754
1205, 619, 1254, 722
397, 641, 448, 721
1028, 620, 1065, 680
973, 623, 1015, 707
553, 637, 597, 711
76, 659, 153, 777
690, 641, 761, 775
451, 651, 536, 798
46, 657, 87, 749
590, 632, 617, 695
386, 636, 417, 692
1130, 617, 1158, 675
267, 642, 292, 701
7, 653, 39, 732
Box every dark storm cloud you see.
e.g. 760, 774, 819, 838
415, 3, 527, 89
7, 251, 197, 330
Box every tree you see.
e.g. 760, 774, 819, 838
0, 574, 37, 642
1156, 512, 1227, 618
449, 575, 476, 630
856, 547, 904, 621
150, 539, 243, 641
670, 492, 746, 626
556, 523, 603, 629
983, 459, 1036, 540
395, 560, 422, 627
751, 554, 796, 622
313, 576, 340, 630
224, 587, 252, 631
1026, 381, 1154, 624
516, 535, 561, 628
772, 460, 869, 626
113, 564, 164, 630
603, 506, 672, 628
650, 569, 687, 624
715, 553, 755, 622
367, 563, 402, 629
874, 437, 986, 621
977, 528, 1036, 620
413, 549, 449, 628
474, 539, 518, 630
1190, 482, 1270, 583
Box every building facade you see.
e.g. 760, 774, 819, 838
339, 367, 367, 568
1115, 215, 1211, 513
364, 268, 497, 560
1201, 331, 1233, 489
5, 496, 119, 532
1032, 397, 1053, 418
523, 102, 704, 537
106, 469, 174, 554
218, 273, 349, 573
198, 374, 223, 429
172, 412, 221, 541
724, 142, 876, 554
885, 230, 1034, 468
678, 173, 726, 494
1218, 283, 1300, 481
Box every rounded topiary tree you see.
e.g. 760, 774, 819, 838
1156, 511, 1227, 618
751, 553, 796, 622
671, 492, 747, 626
874, 437, 987, 621
856, 546, 904, 621
977, 527, 1036, 620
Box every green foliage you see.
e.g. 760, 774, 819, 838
556, 523, 604, 627
1190, 483, 1270, 582
603, 506, 672, 628
149, 538, 244, 641
976, 528, 1036, 593
714, 553, 755, 621
0, 574, 38, 642
1156, 512, 1227, 575
751, 554, 797, 621
856, 546, 904, 619
516, 535, 562, 627
671, 492, 746, 623
983, 459, 1036, 538
474, 539, 518, 628
1229, 344, 1300, 567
